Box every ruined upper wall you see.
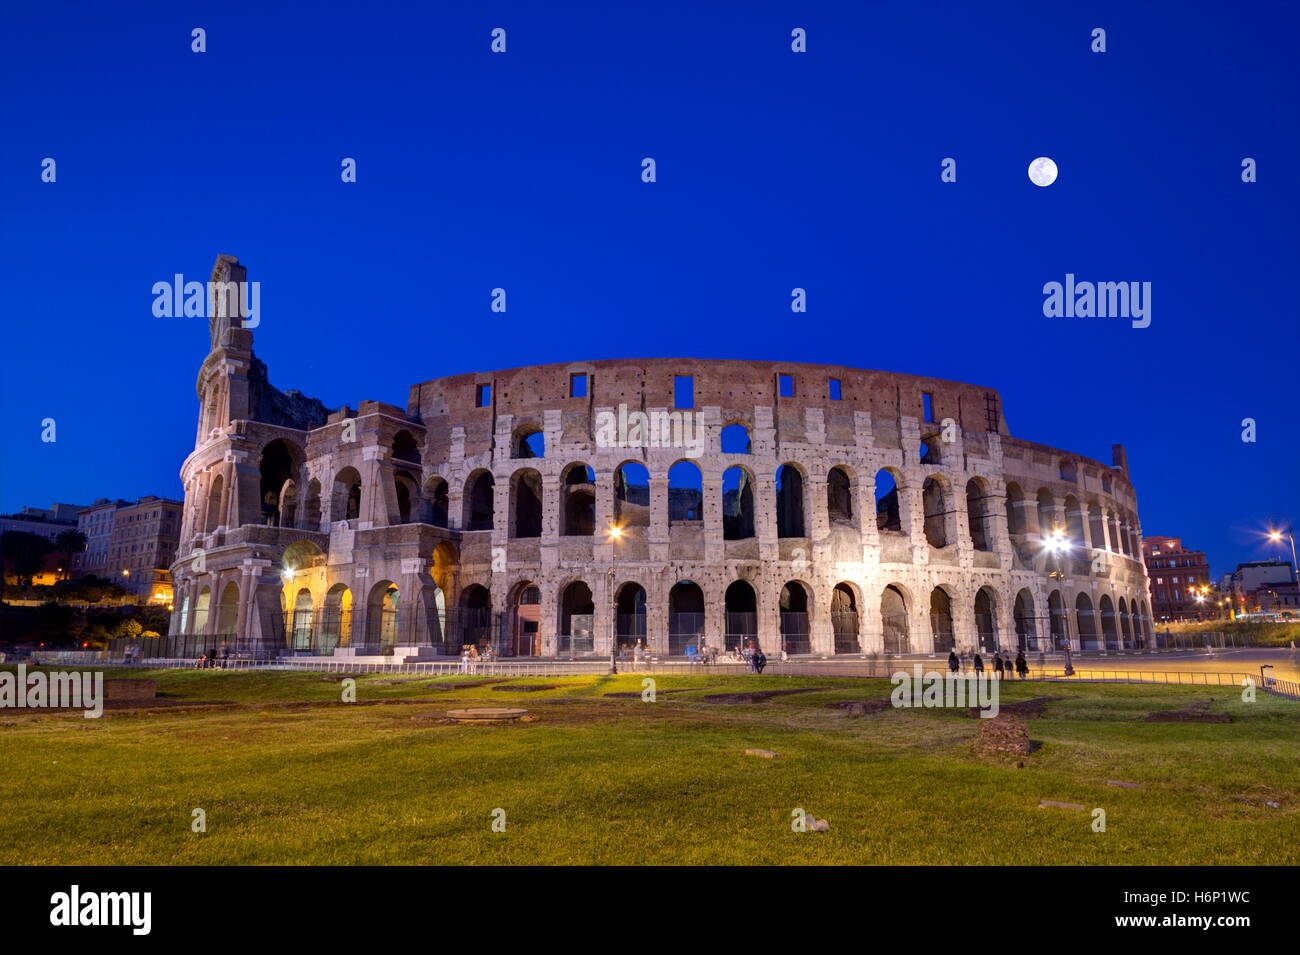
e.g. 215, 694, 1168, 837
408, 358, 1009, 458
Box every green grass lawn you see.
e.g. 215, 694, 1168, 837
1, 667, 1296, 865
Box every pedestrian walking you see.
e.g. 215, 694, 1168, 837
753, 650, 768, 674
1015, 651, 1029, 679
973, 653, 985, 678
947, 650, 960, 674
993, 652, 1004, 678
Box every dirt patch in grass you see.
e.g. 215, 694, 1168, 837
701, 687, 832, 704
962, 696, 1069, 719
824, 699, 893, 715
603, 688, 717, 698
1144, 700, 1232, 723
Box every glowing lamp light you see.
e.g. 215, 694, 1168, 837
608, 525, 624, 540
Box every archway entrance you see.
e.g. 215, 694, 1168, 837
669, 581, 705, 655
881, 585, 909, 654
779, 582, 811, 654
724, 580, 757, 651
616, 582, 647, 650
831, 584, 859, 654
510, 584, 541, 657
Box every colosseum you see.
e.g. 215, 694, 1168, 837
169, 255, 1154, 659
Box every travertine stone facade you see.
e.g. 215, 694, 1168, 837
170, 255, 1153, 657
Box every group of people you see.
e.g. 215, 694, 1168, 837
735, 643, 769, 674
457, 644, 496, 672
195, 645, 230, 669
947, 649, 1029, 679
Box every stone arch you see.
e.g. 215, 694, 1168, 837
1048, 589, 1069, 649
1059, 458, 1078, 482
966, 477, 993, 551
1086, 499, 1106, 554
1118, 596, 1133, 648
1064, 494, 1086, 548
424, 475, 449, 528
668, 460, 703, 522
560, 463, 596, 536
464, 470, 495, 531
614, 461, 651, 529
668, 580, 706, 654
827, 466, 854, 525
831, 582, 860, 654
776, 463, 807, 538
1013, 589, 1037, 651
215, 580, 239, 635
615, 581, 647, 649
722, 465, 755, 540
459, 583, 492, 649
366, 580, 400, 650
1075, 592, 1099, 650
392, 429, 421, 466
510, 467, 543, 539
394, 470, 420, 525
919, 434, 942, 466
779, 580, 812, 654
922, 474, 952, 548
322, 583, 353, 649
1005, 482, 1026, 537
974, 586, 999, 651
929, 585, 956, 652
303, 478, 322, 532
513, 423, 545, 459
1036, 487, 1057, 535
1099, 593, 1119, 650
193, 585, 212, 635
289, 587, 314, 650
204, 472, 224, 532
333, 466, 363, 523
724, 579, 758, 650
259, 438, 304, 527
558, 580, 595, 653
880, 584, 911, 654
875, 468, 905, 533
508, 580, 542, 656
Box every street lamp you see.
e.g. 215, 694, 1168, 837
1267, 524, 1298, 586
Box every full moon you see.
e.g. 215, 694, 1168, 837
1028, 156, 1058, 187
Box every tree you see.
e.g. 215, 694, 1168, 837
0, 531, 54, 587
53, 529, 87, 581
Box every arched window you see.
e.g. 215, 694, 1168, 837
322, 584, 353, 649
881, 585, 910, 654
394, 472, 419, 525
303, 479, 322, 532
668, 581, 706, 655
426, 477, 449, 528
779, 581, 811, 654
1036, 488, 1056, 535
614, 462, 651, 529
334, 467, 362, 523
776, 464, 806, 538
561, 464, 596, 536
558, 581, 595, 653
724, 580, 757, 650
1005, 482, 1025, 537
1059, 458, 1077, 482
875, 469, 902, 532
974, 587, 998, 651
923, 477, 949, 548
966, 479, 991, 551
1064, 495, 1086, 548
827, 467, 853, 525
722, 466, 754, 540
831, 583, 858, 654
392, 430, 421, 465
511, 468, 543, 538
259, 439, 301, 527
668, 460, 703, 522
205, 473, 224, 533
615, 582, 647, 650
929, 587, 955, 651
514, 427, 545, 459
1014, 590, 1036, 651
920, 436, 941, 465
464, 471, 494, 531
1075, 593, 1099, 650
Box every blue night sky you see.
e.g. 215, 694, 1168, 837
1, 1, 1296, 578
